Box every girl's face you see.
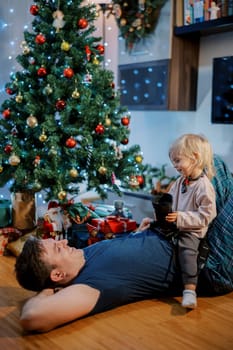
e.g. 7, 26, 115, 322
171, 155, 197, 178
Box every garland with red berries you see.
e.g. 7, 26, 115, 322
111, 0, 167, 51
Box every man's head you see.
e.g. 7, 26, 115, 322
15, 236, 53, 291
15, 237, 85, 291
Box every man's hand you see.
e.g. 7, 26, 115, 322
137, 217, 152, 232
165, 212, 178, 223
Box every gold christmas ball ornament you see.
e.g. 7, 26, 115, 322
39, 131, 48, 142
61, 41, 71, 51
58, 190, 67, 200
69, 168, 78, 178
0, 165, 3, 173
23, 46, 30, 55
92, 57, 99, 65
98, 166, 107, 175
20, 40, 27, 48
9, 154, 20, 166
72, 89, 80, 99
26, 115, 38, 128
21, 40, 30, 55
135, 154, 143, 164
120, 18, 127, 26
105, 117, 111, 126
15, 94, 23, 103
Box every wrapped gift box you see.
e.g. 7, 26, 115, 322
69, 223, 89, 249
90, 216, 137, 235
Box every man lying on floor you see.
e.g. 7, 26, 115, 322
15, 155, 233, 333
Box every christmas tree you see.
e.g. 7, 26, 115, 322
0, 0, 144, 203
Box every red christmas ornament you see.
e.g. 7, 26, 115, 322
63, 67, 74, 78
34, 155, 41, 166
30, 5, 39, 16
35, 33, 46, 45
95, 123, 105, 135
2, 109, 11, 119
121, 138, 129, 145
96, 44, 105, 55
136, 175, 144, 186
121, 116, 130, 126
37, 66, 47, 77
85, 45, 91, 61
5, 87, 14, 95
56, 99, 66, 111
65, 137, 77, 148
78, 18, 88, 29
4, 144, 13, 154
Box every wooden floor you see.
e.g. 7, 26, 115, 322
0, 255, 233, 350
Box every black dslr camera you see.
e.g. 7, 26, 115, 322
150, 193, 178, 239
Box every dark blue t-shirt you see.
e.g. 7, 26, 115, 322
71, 230, 177, 315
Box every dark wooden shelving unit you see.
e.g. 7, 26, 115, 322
168, 15, 233, 111
174, 15, 233, 37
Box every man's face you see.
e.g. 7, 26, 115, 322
41, 239, 85, 283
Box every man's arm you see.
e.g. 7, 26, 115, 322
20, 284, 100, 332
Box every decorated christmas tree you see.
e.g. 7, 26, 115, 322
0, 0, 144, 203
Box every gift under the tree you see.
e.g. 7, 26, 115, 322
86, 223, 106, 245
41, 201, 101, 245
69, 223, 90, 249
90, 216, 137, 236
62, 201, 99, 224
12, 192, 36, 231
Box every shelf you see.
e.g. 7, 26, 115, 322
174, 16, 233, 37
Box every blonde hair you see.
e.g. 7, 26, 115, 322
169, 134, 215, 180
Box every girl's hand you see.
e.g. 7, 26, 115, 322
165, 212, 178, 223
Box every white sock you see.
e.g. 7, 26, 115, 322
181, 289, 197, 309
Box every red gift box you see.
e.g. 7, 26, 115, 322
90, 216, 137, 235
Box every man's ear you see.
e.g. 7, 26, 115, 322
50, 269, 66, 282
